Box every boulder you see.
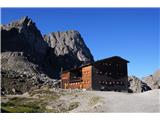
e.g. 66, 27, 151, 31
128, 76, 151, 93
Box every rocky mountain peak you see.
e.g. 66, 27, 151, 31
44, 30, 94, 63
19, 16, 30, 23
1, 16, 33, 31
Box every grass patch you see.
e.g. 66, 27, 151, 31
1, 97, 45, 113
1, 106, 39, 113
68, 102, 79, 111
1, 89, 60, 113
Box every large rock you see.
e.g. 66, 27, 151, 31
143, 70, 160, 89
128, 76, 151, 93
44, 30, 94, 72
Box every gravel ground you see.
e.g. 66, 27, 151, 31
67, 89, 160, 112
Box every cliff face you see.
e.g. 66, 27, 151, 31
44, 30, 94, 72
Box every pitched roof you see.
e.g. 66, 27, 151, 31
61, 56, 129, 73
94, 56, 129, 64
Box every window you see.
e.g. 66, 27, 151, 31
120, 73, 123, 76
116, 64, 119, 67
70, 68, 82, 83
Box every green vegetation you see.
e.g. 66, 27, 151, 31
68, 102, 79, 111
1, 97, 80, 113
1, 89, 79, 113
2, 106, 39, 113
1, 97, 42, 113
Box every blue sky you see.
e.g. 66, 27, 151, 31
1, 8, 159, 78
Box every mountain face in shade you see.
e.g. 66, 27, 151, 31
1, 16, 55, 95
1, 16, 48, 60
44, 30, 94, 72
1, 16, 52, 78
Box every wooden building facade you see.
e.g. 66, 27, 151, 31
61, 56, 129, 91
